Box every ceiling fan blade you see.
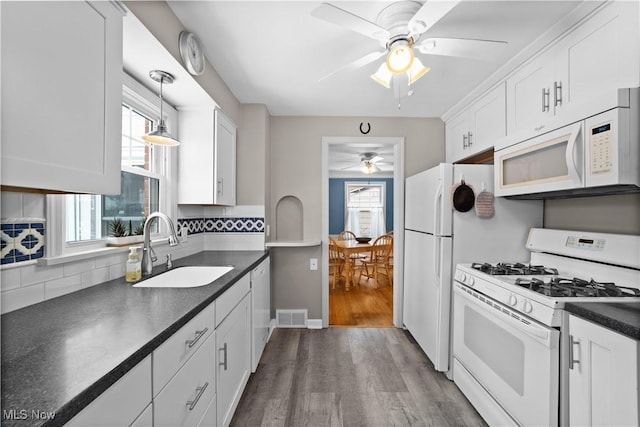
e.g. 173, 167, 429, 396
311, 3, 390, 42
319, 50, 386, 82
408, 0, 461, 36
416, 37, 507, 60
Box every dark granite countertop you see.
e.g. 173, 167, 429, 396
1, 250, 269, 427
564, 301, 640, 341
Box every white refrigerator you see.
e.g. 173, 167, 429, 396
403, 163, 543, 374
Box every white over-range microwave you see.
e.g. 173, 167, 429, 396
494, 88, 640, 198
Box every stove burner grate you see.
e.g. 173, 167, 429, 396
514, 277, 640, 297
471, 262, 558, 276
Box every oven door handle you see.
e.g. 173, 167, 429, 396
455, 284, 556, 348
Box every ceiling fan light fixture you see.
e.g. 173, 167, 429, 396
407, 57, 430, 85
361, 160, 380, 174
370, 63, 392, 88
386, 39, 414, 74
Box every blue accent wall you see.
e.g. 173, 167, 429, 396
329, 178, 394, 235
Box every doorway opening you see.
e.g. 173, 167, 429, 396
321, 137, 405, 328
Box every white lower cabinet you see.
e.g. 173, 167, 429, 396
251, 257, 271, 372
67, 271, 256, 427
66, 356, 152, 426
567, 314, 639, 427
216, 291, 251, 427
154, 333, 217, 426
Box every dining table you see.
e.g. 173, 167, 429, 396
331, 237, 376, 291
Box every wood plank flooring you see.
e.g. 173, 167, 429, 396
329, 274, 393, 327
231, 328, 487, 427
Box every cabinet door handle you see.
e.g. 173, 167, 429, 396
185, 328, 208, 348
542, 88, 550, 112
219, 342, 228, 370
569, 334, 580, 370
554, 81, 563, 107
462, 133, 468, 149
217, 178, 223, 195
186, 382, 209, 411
467, 132, 473, 147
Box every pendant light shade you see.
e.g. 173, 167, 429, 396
143, 70, 180, 146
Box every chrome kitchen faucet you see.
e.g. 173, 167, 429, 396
142, 212, 179, 275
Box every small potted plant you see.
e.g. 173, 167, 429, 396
106, 217, 145, 247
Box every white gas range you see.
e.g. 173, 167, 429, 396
451, 228, 640, 427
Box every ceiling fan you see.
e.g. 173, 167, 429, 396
311, 0, 507, 88
332, 151, 389, 174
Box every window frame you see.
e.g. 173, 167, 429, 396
46, 72, 177, 258
344, 181, 386, 237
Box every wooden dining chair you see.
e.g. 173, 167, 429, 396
328, 237, 345, 289
338, 230, 357, 240
360, 234, 393, 287
338, 230, 366, 285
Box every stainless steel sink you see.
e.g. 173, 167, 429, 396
132, 266, 234, 288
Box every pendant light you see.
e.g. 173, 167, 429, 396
142, 70, 180, 146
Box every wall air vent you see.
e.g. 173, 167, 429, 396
276, 309, 308, 328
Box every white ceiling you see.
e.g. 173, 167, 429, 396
167, 0, 582, 119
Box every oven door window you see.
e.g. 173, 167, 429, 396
464, 305, 525, 395
453, 284, 559, 426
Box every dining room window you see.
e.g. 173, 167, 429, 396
345, 182, 386, 237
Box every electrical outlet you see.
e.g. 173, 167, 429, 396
180, 227, 188, 241
310, 258, 318, 270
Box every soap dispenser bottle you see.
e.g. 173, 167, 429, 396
125, 247, 142, 282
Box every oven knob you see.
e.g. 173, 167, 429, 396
508, 294, 518, 306
459, 273, 467, 282
523, 300, 533, 313
468, 277, 475, 286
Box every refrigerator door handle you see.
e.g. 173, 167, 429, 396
433, 181, 443, 236
434, 236, 441, 283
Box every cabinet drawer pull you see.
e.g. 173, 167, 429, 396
554, 81, 563, 107
462, 133, 468, 149
219, 342, 228, 371
569, 334, 580, 370
185, 328, 208, 348
186, 382, 209, 411
542, 88, 550, 112
467, 131, 473, 147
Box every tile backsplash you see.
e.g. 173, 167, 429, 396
1, 193, 266, 314
178, 217, 265, 235
1, 220, 46, 265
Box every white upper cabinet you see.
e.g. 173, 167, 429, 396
507, 1, 640, 136
178, 108, 237, 205
1, 1, 123, 194
446, 84, 506, 163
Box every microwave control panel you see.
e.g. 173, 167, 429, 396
590, 122, 613, 174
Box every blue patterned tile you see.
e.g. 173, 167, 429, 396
0, 220, 45, 264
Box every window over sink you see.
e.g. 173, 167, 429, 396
47, 73, 175, 256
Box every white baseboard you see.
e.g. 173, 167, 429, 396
306, 319, 323, 329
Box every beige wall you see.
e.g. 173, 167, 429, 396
270, 116, 444, 242
269, 116, 444, 318
237, 104, 270, 205
544, 194, 640, 235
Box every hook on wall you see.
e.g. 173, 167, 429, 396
359, 122, 371, 135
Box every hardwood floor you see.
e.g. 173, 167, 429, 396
329, 273, 393, 327
231, 328, 487, 427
